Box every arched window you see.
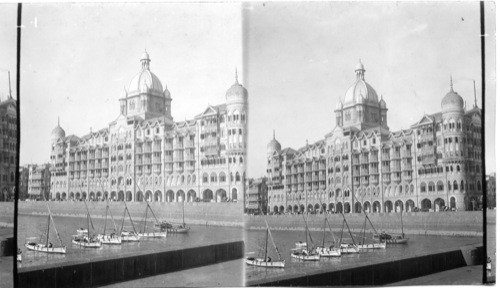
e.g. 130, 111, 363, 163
235, 172, 241, 182
453, 181, 458, 190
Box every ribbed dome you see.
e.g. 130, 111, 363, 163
342, 60, 379, 107
226, 70, 248, 101
267, 131, 281, 154
441, 77, 464, 113
441, 89, 464, 113
127, 52, 164, 95
51, 125, 65, 141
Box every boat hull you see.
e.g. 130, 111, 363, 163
121, 232, 141, 242
97, 234, 122, 245
291, 251, 320, 261
339, 244, 360, 254
166, 227, 190, 233
138, 232, 167, 238
245, 257, 285, 268
358, 242, 386, 249
373, 234, 409, 244
25, 243, 66, 254
316, 247, 341, 257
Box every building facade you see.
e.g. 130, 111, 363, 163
28, 163, 51, 200
245, 178, 268, 215
50, 52, 247, 203
18, 165, 29, 200
0, 95, 17, 202
266, 61, 483, 214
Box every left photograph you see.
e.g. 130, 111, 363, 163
17, 3, 246, 287
0, 3, 18, 288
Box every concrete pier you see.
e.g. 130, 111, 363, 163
18, 240, 244, 288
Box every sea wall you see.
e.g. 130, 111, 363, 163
16, 201, 244, 227
246, 211, 492, 237
248, 244, 483, 286
18, 240, 244, 288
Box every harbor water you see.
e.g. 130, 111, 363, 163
245, 226, 485, 283
15, 214, 242, 268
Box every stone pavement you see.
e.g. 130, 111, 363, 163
100, 259, 244, 287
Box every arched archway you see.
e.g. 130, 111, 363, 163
421, 198, 431, 210
111, 191, 117, 201
328, 203, 335, 212
395, 200, 404, 213
187, 190, 196, 202
373, 201, 381, 213
273, 206, 279, 214
117, 191, 124, 201
176, 190, 185, 202
405, 199, 415, 212
75, 192, 80, 200
354, 202, 362, 213
136, 191, 144, 202
145, 191, 153, 202
70, 192, 75, 200
216, 189, 227, 202
450, 196, 456, 209
82, 192, 87, 200
279, 206, 285, 213
62, 192, 67, 200
154, 190, 162, 202
203, 189, 214, 202
166, 190, 175, 202
336, 202, 343, 213
307, 204, 314, 213
56, 192, 61, 200
126, 191, 132, 202
300, 204, 305, 213
344, 202, 351, 213
96, 192, 102, 201
293, 205, 299, 213
434, 198, 445, 211
287, 205, 293, 213
314, 203, 321, 213
363, 201, 371, 213
89, 192, 95, 201
231, 188, 238, 200
384, 200, 393, 213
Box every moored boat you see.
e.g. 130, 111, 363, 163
315, 246, 341, 257
245, 257, 285, 268
120, 231, 141, 242
137, 231, 167, 238
72, 235, 101, 248
339, 243, 360, 254
373, 233, 409, 244
358, 241, 386, 249
25, 241, 66, 254
97, 233, 122, 245
77, 228, 88, 235
291, 249, 320, 261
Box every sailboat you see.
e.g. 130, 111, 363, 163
315, 207, 341, 257
156, 201, 190, 233
338, 212, 360, 254
72, 201, 101, 248
290, 206, 320, 261
137, 199, 166, 238
246, 219, 285, 268
25, 203, 66, 254
120, 200, 141, 242
96, 198, 122, 245
372, 205, 409, 244
356, 213, 386, 250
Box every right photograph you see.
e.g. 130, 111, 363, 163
243, 1, 495, 286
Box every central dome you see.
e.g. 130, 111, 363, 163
127, 52, 164, 95
441, 79, 464, 113
342, 60, 379, 107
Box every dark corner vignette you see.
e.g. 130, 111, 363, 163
14, 3, 21, 288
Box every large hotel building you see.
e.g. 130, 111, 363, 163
50, 52, 247, 203
266, 61, 483, 214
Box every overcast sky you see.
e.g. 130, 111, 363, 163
0, 4, 17, 101
244, 1, 496, 177
20, 3, 242, 165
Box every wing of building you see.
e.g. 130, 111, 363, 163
266, 60, 483, 214
50, 52, 247, 203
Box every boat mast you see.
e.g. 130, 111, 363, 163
264, 226, 269, 261
353, 193, 378, 235
46, 214, 50, 247
341, 212, 356, 245
400, 207, 404, 237
265, 219, 282, 261
123, 200, 137, 233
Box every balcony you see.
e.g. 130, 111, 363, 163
165, 166, 173, 174
391, 153, 401, 159
369, 168, 379, 175
383, 176, 391, 183
360, 169, 369, 176
164, 143, 173, 150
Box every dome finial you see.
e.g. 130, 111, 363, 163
140, 50, 151, 70
57, 116, 60, 127
235, 68, 239, 84
450, 75, 454, 91
273, 129, 275, 140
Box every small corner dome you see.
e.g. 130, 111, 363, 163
164, 86, 171, 98
267, 138, 281, 154
379, 98, 387, 108
51, 125, 65, 140
335, 101, 343, 110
